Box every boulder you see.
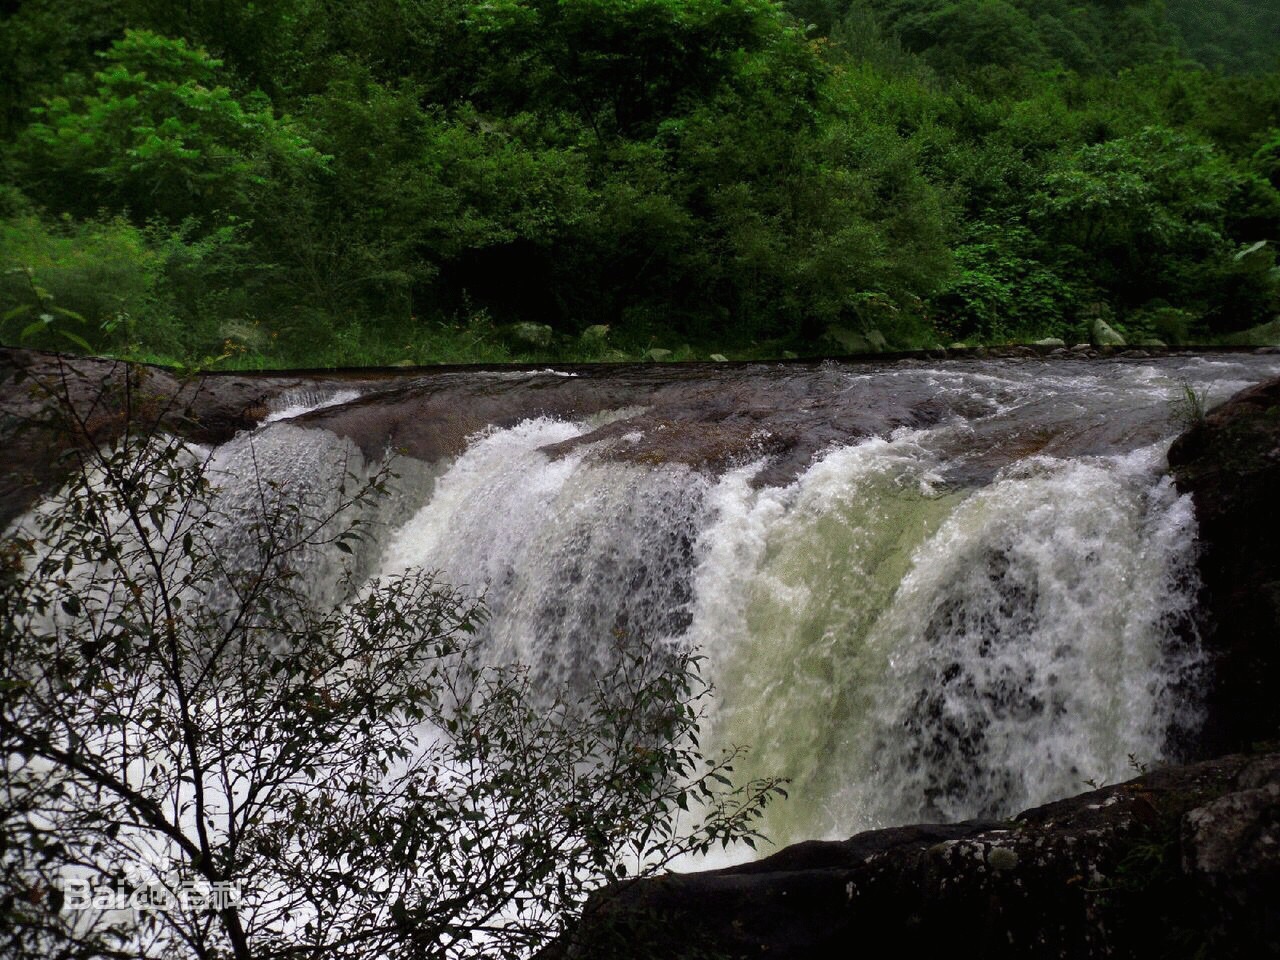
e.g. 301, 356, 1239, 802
507, 322, 555, 349
1168, 375, 1280, 754
1034, 337, 1067, 348
0, 348, 382, 528
643, 348, 673, 362
1089, 317, 1127, 347
1180, 756, 1280, 956
546, 753, 1280, 960
822, 326, 874, 355
1222, 319, 1280, 347
709, 354, 729, 363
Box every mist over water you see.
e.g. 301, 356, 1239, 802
147, 356, 1280, 846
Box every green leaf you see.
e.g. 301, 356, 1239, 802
19, 318, 51, 340
58, 329, 94, 353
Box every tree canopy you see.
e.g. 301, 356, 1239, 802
0, 0, 1277, 363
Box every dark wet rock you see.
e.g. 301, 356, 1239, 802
9, 350, 1280, 530
1168, 376, 1280, 753
296, 363, 960, 487
545, 753, 1280, 960
1179, 754, 1280, 957
0, 348, 388, 528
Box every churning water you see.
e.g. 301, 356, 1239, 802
198, 355, 1280, 846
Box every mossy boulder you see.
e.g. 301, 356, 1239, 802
1221, 319, 1280, 347
505, 322, 555, 349
1089, 317, 1127, 347
822, 326, 880, 354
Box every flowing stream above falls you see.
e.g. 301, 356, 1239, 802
202, 354, 1280, 847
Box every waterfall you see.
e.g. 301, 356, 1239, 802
20, 355, 1280, 851
356, 356, 1278, 846
689, 440, 1202, 842
378, 416, 712, 688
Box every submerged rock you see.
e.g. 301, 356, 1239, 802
546, 753, 1280, 960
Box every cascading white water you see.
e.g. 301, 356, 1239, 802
263, 387, 363, 423
28, 353, 1280, 960
357, 356, 1280, 847
25, 356, 1270, 853
690, 439, 1203, 843
378, 416, 712, 687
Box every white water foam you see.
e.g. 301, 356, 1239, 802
263, 387, 363, 423
684, 437, 1202, 843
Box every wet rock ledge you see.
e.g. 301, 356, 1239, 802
546, 752, 1279, 960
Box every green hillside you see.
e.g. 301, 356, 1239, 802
0, 0, 1277, 365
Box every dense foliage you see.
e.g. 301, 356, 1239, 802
0, 0, 1277, 364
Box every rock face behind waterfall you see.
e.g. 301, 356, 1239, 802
546, 753, 1280, 960
1169, 376, 1280, 756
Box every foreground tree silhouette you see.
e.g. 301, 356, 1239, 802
0, 361, 783, 959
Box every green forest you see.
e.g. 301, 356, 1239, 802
1, 0, 1278, 366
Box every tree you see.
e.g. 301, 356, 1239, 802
0, 360, 783, 959
9, 30, 323, 225
1029, 125, 1280, 327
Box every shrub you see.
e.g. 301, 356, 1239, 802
0, 213, 161, 352
0, 361, 784, 960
